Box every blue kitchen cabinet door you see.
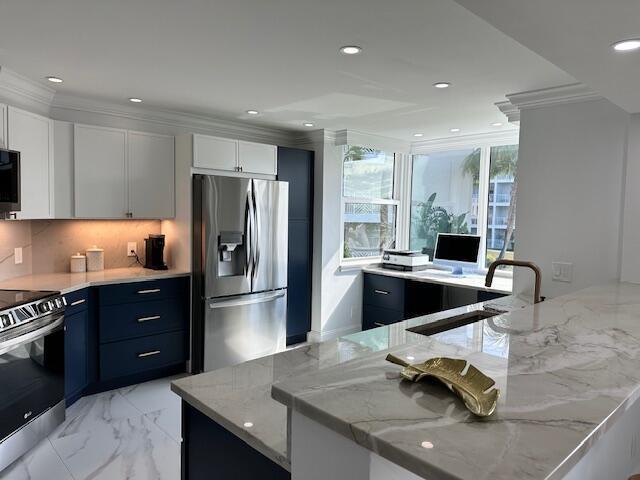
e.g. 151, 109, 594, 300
65, 309, 89, 406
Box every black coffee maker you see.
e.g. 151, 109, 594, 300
144, 234, 168, 270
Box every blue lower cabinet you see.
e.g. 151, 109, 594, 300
99, 330, 186, 381
65, 309, 89, 406
362, 304, 405, 331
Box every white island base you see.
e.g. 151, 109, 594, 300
290, 398, 640, 480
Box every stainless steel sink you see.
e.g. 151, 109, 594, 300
406, 309, 503, 337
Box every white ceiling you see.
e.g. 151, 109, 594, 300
452, 0, 640, 114
0, 0, 575, 140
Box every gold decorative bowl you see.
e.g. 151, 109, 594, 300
386, 354, 499, 417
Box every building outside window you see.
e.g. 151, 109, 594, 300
342, 146, 398, 260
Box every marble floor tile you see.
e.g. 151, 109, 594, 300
49, 413, 179, 480
145, 407, 182, 443
1, 438, 74, 480
119, 374, 186, 414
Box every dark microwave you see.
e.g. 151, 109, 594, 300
0, 149, 20, 213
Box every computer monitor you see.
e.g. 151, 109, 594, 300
433, 233, 481, 273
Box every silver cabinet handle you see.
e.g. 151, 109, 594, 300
137, 288, 161, 294
137, 315, 161, 323
374, 290, 390, 295
70, 299, 86, 306
373, 322, 385, 327
138, 350, 161, 358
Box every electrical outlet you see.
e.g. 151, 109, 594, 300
14, 247, 22, 265
127, 242, 137, 257
552, 262, 573, 283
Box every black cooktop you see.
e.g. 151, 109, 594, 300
0, 290, 59, 311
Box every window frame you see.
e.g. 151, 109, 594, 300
405, 131, 519, 275
339, 147, 403, 265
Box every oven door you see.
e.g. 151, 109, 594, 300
0, 314, 65, 444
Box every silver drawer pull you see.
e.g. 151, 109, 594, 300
373, 322, 385, 327
70, 299, 86, 306
138, 350, 161, 358
374, 290, 390, 295
137, 315, 161, 323
137, 288, 161, 294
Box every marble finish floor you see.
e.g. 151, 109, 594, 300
2, 375, 186, 480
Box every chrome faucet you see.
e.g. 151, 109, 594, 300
486, 259, 543, 304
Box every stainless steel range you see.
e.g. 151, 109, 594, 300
0, 290, 66, 472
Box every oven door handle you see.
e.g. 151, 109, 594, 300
0, 314, 65, 356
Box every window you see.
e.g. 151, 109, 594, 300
342, 146, 398, 260
410, 148, 480, 259
409, 143, 518, 270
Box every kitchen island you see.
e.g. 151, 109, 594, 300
273, 282, 640, 479
171, 295, 528, 478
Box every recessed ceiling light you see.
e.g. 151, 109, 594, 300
406, 356, 415, 361
129, 98, 143, 103
450, 128, 461, 133
433, 82, 451, 89
491, 122, 503, 127
243, 422, 254, 428
612, 39, 640, 52
246, 110, 259, 115
46, 76, 63, 84
421, 441, 434, 449
303, 122, 315, 127
339, 45, 362, 55
412, 133, 424, 138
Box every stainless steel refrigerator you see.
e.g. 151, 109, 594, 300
192, 174, 288, 372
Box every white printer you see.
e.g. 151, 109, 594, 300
382, 249, 431, 271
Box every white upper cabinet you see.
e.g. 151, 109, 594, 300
74, 124, 128, 218
128, 131, 175, 218
191, 134, 277, 176
0, 104, 7, 149
193, 134, 237, 171
7, 106, 52, 219
238, 140, 277, 175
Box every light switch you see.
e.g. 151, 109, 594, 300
14, 247, 22, 265
552, 262, 573, 283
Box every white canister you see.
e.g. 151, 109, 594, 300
86, 246, 105, 272
70, 253, 87, 273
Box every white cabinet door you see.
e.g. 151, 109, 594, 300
238, 140, 277, 175
193, 134, 237, 171
7, 106, 52, 219
0, 104, 7, 149
128, 131, 175, 218
74, 124, 127, 218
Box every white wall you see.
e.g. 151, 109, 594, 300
514, 98, 629, 298
621, 114, 640, 283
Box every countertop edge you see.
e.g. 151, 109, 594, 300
171, 382, 291, 472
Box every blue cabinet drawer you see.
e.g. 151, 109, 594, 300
362, 304, 405, 330
99, 299, 187, 343
64, 288, 90, 316
98, 277, 189, 306
363, 274, 405, 311
99, 331, 186, 381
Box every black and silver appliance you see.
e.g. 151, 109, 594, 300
192, 175, 288, 372
0, 149, 21, 218
144, 234, 168, 270
0, 290, 66, 472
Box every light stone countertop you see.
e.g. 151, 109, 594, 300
272, 282, 640, 480
0, 267, 190, 294
171, 295, 529, 471
363, 265, 513, 295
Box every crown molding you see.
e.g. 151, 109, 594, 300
495, 100, 520, 123
0, 66, 56, 115
411, 129, 520, 154
505, 83, 602, 112
51, 93, 297, 145
334, 129, 411, 154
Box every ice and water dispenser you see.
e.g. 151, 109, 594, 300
218, 231, 244, 277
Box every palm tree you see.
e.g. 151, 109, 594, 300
463, 145, 518, 261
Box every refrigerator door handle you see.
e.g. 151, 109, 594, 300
245, 188, 253, 278
208, 290, 285, 309
251, 180, 260, 280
